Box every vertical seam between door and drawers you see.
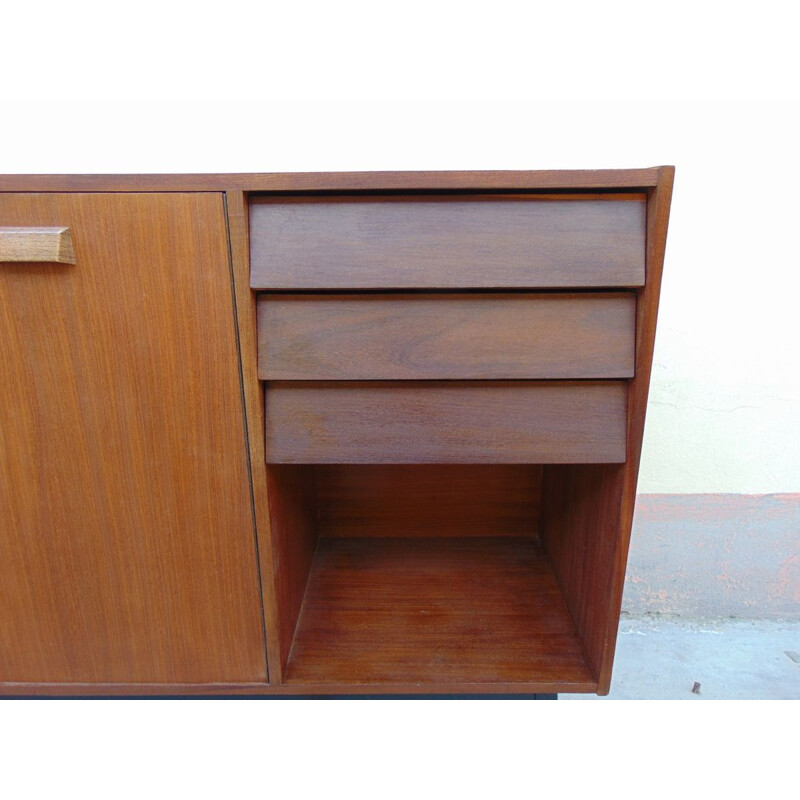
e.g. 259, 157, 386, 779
223, 192, 270, 683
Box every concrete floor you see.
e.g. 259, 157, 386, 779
563, 615, 800, 700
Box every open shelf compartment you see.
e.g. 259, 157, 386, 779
265, 463, 624, 693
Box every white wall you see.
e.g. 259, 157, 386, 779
3, 2, 798, 495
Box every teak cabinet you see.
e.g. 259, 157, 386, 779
0, 169, 674, 697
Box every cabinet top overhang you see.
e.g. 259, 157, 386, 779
0, 168, 672, 193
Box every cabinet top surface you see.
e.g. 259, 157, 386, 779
0, 167, 673, 193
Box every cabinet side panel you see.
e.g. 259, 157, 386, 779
540, 464, 624, 680
0, 193, 266, 684
596, 168, 675, 692
540, 168, 674, 691
265, 466, 320, 675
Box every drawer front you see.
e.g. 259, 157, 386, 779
264, 381, 627, 464
250, 195, 646, 289
258, 292, 635, 380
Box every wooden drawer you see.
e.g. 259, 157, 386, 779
258, 292, 635, 380
264, 381, 627, 464
250, 195, 646, 289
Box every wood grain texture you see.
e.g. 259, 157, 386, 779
225, 190, 281, 683
597, 166, 676, 691
0, 168, 672, 697
0, 168, 663, 193
316, 465, 543, 538
263, 466, 320, 677
539, 168, 675, 692
0, 677, 596, 696
0, 192, 266, 684
264, 381, 628, 464
285, 537, 594, 686
258, 292, 635, 380
0, 227, 76, 263
540, 463, 623, 681
249, 196, 646, 289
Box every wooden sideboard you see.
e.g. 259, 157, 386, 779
0, 169, 674, 696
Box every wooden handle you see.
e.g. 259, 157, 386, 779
0, 227, 76, 264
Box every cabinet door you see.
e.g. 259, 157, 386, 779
0, 193, 266, 685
